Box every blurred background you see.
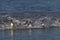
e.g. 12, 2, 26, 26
0, 0, 60, 13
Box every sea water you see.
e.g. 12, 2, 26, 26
0, 28, 60, 40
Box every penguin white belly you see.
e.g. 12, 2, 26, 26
28, 24, 32, 28
10, 23, 13, 29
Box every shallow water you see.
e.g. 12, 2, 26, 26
0, 28, 60, 40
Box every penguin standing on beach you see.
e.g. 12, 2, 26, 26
10, 19, 14, 29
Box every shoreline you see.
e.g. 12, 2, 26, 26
0, 27, 60, 30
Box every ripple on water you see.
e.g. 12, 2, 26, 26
0, 28, 60, 40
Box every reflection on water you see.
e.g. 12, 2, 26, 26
0, 28, 60, 40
